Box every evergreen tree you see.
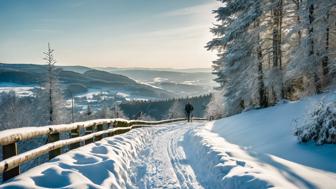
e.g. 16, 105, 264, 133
207, 0, 336, 115
207, 0, 265, 115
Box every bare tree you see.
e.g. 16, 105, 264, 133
39, 43, 66, 125
44, 43, 56, 124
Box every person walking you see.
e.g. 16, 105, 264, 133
185, 102, 194, 122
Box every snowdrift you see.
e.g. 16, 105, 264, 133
184, 93, 336, 189
212, 94, 336, 172
0, 128, 151, 189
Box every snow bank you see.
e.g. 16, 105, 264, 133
211, 94, 336, 172
184, 93, 336, 189
0, 128, 151, 189
185, 124, 336, 189
184, 126, 297, 188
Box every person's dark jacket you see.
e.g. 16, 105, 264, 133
185, 103, 194, 113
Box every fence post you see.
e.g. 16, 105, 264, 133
69, 125, 81, 150
95, 124, 104, 141
2, 142, 19, 182
85, 123, 95, 145
48, 132, 61, 160
108, 122, 114, 137
115, 121, 122, 135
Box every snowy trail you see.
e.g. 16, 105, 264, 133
0, 121, 207, 189
2, 118, 336, 189
129, 122, 203, 189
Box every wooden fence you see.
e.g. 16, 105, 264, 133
0, 118, 206, 182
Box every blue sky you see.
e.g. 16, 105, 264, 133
0, 0, 218, 68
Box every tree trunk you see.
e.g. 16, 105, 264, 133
271, 0, 284, 101
308, 2, 321, 93
257, 34, 267, 107
258, 52, 267, 107
49, 67, 53, 124
272, 0, 283, 69
321, 11, 330, 87
254, 16, 268, 108
308, 3, 314, 56
294, 0, 302, 45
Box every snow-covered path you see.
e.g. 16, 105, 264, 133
0, 122, 207, 189
1, 115, 336, 189
129, 122, 203, 189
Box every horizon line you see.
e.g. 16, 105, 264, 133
0, 62, 212, 70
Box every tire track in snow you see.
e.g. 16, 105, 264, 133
167, 128, 203, 189
129, 122, 204, 189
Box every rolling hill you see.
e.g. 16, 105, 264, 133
94, 67, 217, 97
0, 63, 173, 99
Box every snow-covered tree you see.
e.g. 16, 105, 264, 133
285, 0, 336, 96
111, 105, 127, 119
93, 104, 127, 119
0, 92, 34, 130
167, 101, 184, 119
207, 0, 266, 113
206, 91, 225, 119
37, 43, 67, 125
94, 106, 113, 119
207, 0, 336, 115
136, 112, 155, 121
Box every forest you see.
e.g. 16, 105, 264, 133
120, 94, 212, 120
207, 0, 336, 116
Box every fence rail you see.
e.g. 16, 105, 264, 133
0, 118, 204, 182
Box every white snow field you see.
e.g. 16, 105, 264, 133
2, 94, 336, 189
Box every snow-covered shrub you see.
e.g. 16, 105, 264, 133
294, 101, 336, 144
95, 105, 128, 119
166, 101, 184, 119
137, 112, 155, 121
206, 91, 225, 120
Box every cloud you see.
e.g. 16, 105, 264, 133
137, 24, 209, 39
161, 1, 219, 17
131, 1, 220, 44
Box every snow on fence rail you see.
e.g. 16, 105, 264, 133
0, 117, 200, 182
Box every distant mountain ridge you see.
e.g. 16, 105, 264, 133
97, 68, 216, 85
0, 63, 173, 99
95, 67, 212, 73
